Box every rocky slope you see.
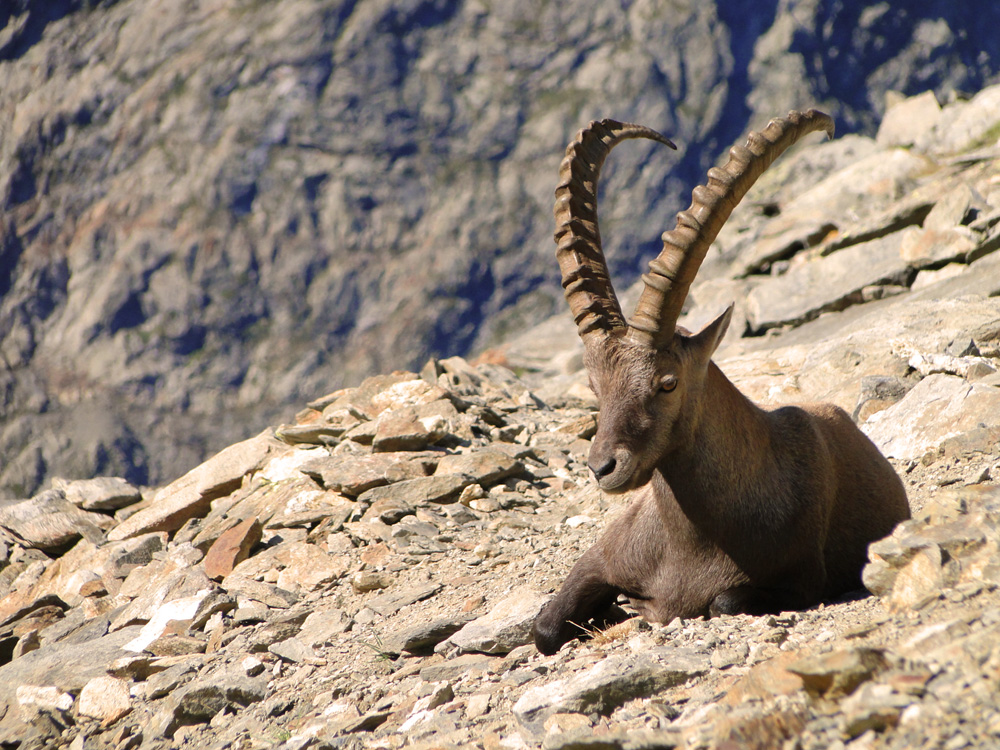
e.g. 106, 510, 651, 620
3, 0, 1000, 497
0, 86, 998, 749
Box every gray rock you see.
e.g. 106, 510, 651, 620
382, 616, 474, 656
300, 452, 439, 496
367, 583, 443, 617
221, 578, 298, 609
0, 489, 113, 551
514, 649, 708, 735
51, 477, 142, 512
438, 587, 551, 656
862, 374, 1000, 461
434, 449, 524, 487
108, 431, 287, 541
357, 475, 470, 508
297, 609, 353, 648
746, 232, 914, 332
542, 728, 683, 750
0, 626, 143, 740
418, 653, 494, 683
877, 91, 943, 148
915, 85, 1000, 155
269, 637, 318, 664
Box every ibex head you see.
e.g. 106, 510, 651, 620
556, 113, 834, 493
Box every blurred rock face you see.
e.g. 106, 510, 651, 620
2, 0, 1000, 497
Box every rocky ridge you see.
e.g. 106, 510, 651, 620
0, 348, 996, 750
0, 89, 1000, 750
0, 89, 999, 749
4, 0, 1000, 497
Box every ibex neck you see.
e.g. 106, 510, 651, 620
658, 362, 774, 525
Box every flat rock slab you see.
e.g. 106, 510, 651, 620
203, 517, 262, 580
226, 541, 349, 593
733, 147, 929, 276
439, 586, 550, 655
300, 452, 439, 496
0, 489, 114, 550
357, 475, 469, 507
434, 448, 524, 487
721, 294, 1000, 416
108, 431, 287, 541
514, 648, 708, 735
0, 625, 142, 739
381, 615, 474, 655
366, 582, 442, 617
746, 232, 913, 332
862, 374, 1000, 461
51, 476, 142, 511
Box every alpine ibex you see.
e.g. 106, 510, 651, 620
533, 110, 910, 655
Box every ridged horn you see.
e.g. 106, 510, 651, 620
627, 109, 835, 348
555, 119, 676, 340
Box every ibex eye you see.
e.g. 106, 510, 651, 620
660, 375, 678, 393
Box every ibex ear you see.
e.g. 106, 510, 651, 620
687, 304, 734, 365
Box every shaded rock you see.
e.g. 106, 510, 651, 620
840, 682, 913, 738
438, 587, 551, 655
0, 489, 112, 551
108, 431, 287, 541
51, 477, 142, 512
0, 626, 142, 739
514, 649, 707, 735
382, 616, 475, 656
357, 475, 469, 508
361, 497, 414, 526
542, 728, 683, 750
161, 668, 267, 736
786, 647, 889, 698
853, 375, 911, 422
707, 704, 810, 750
203, 517, 262, 580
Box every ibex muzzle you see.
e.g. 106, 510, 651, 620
533, 112, 910, 655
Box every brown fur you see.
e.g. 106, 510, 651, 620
533, 311, 910, 655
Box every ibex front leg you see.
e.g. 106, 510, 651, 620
533, 545, 620, 655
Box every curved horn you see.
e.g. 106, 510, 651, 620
627, 109, 835, 348
555, 119, 676, 339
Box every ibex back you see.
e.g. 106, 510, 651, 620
533, 111, 910, 655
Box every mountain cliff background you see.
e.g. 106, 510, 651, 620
2, 0, 999, 498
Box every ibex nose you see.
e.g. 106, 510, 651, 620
589, 456, 617, 480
